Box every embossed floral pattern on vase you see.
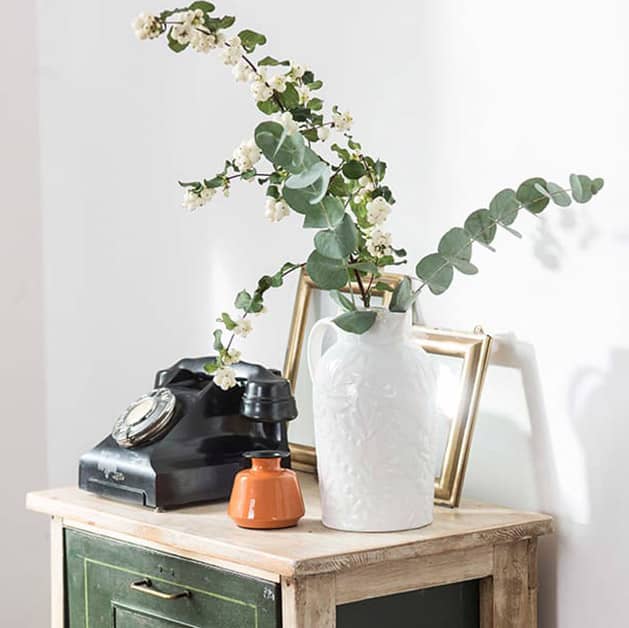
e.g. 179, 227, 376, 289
308, 309, 437, 532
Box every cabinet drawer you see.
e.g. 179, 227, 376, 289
65, 528, 280, 628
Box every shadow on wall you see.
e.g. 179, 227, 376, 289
486, 335, 560, 628
566, 350, 629, 625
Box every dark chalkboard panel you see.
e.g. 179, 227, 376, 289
337, 580, 479, 628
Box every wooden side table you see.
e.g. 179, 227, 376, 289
27, 474, 551, 627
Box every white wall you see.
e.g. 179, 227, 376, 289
33, 0, 629, 626
0, 1, 48, 625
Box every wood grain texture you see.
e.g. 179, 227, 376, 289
478, 577, 494, 628
336, 545, 492, 604
281, 574, 336, 628
50, 517, 64, 628
492, 541, 530, 628
27, 475, 552, 578
527, 538, 538, 626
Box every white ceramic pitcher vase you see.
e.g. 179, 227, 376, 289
307, 308, 437, 532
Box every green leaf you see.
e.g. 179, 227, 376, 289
544, 181, 572, 207
308, 98, 323, 111
438, 227, 478, 275
238, 29, 267, 53
516, 177, 550, 214
285, 161, 330, 204
206, 15, 235, 29
374, 281, 394, 292
374, 160, 387, 180
257, 99, 280, 115
258, 56, 290, 66
306, 251, 347, 290
190, 1, 215, 12
302, 70, 315, 83
219, 312, 236, 330
328, 175, 349, 197
342, 160, 366, 180
254, 121, 305, 173
389, 276, 415, 313
234, 290, 252, 310
204, 361, 219, 374
333, 310, 377, 334
279, 82, 300, 109
167, 28, 188, 53
591, 177, 605, 195
570, 173, 593, 203
416, 253, 454, 295
314, 214, 358, 259
331, 144, 350, 161
330, 290, 356, 312
303, 196, 345, 228
464, 209, 496, 248
212, 329, 223, 351
489, 188, 519, 226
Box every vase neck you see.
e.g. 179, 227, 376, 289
343, 308, 411, 346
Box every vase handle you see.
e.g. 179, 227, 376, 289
307, 316, 336, 380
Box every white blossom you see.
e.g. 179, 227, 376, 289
268, 74, 288, 93
223, 348, 241, 365
250, 79, 273, 103
232, 59, 254, 82
171, 23, 193, 45
276, 111, 299, 135
191, 31, 217, 53
234, 318, 253, 337
214, 366, 237, 390
265, 197, 290, 223
332, 110, 353, 132
290, 63, 306, 79
132, 13, 162, 40
182, 186, 215, 210
233, 139, 261, 172
221, 36, 244, 65
366, 197, 391, 226
296, 84, 311, 104
317, 126, 330, 141
366, 229, 392, 257
359, 175, 375, 191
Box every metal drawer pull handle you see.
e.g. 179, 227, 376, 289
130, 579, 190, 600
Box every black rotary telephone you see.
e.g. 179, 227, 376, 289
79, 357, 298, 510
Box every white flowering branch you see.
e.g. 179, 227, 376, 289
132, 3, 604, 388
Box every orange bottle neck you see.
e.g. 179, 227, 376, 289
251, 458, 282, 472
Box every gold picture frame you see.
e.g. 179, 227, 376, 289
283, 269, 493, 508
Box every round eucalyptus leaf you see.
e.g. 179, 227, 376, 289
333, 310, 377, 334
314, 214, 358, 259
285, 161, 330, 205
516, 178, 550, 214
254, 121, 305, 173
306, 250, 347, 290
415, 253, 454, 295
389, 276, 415, 313
545, 181, 572, 207
464, 209, 497, 246
570, 173, 593, 203
303, 196, 344, 229
342, 160, 366, 180
438, 227, 477, 274
488, 188, 519, 225
591, 177, 605, 195
282, 186, 310, 214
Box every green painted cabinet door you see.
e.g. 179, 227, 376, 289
65, 529, 280, 628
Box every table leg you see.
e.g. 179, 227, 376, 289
281, 574, 336, 627
480, 540, 536, 628
50, 517, 64, 628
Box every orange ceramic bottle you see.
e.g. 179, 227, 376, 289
228, 451, 305, 529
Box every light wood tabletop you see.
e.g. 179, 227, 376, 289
27, 473, 552, 580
